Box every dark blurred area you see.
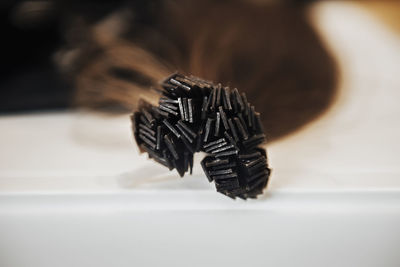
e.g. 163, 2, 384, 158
0, 0, 158, 112
0, 0, 336, 140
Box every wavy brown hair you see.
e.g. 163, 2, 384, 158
56, 0, 336, 141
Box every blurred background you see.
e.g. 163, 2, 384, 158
1, 0, 399, 139
1, 0, 339, 140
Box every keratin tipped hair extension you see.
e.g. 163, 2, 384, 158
132, 73, 270, 199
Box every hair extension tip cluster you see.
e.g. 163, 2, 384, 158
132, 73, 271, 199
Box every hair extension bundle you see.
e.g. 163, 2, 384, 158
132, 73, 271, 199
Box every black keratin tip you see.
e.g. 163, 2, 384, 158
131, 73, 271, 199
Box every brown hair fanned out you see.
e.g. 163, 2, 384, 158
59, 0, 336, 141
